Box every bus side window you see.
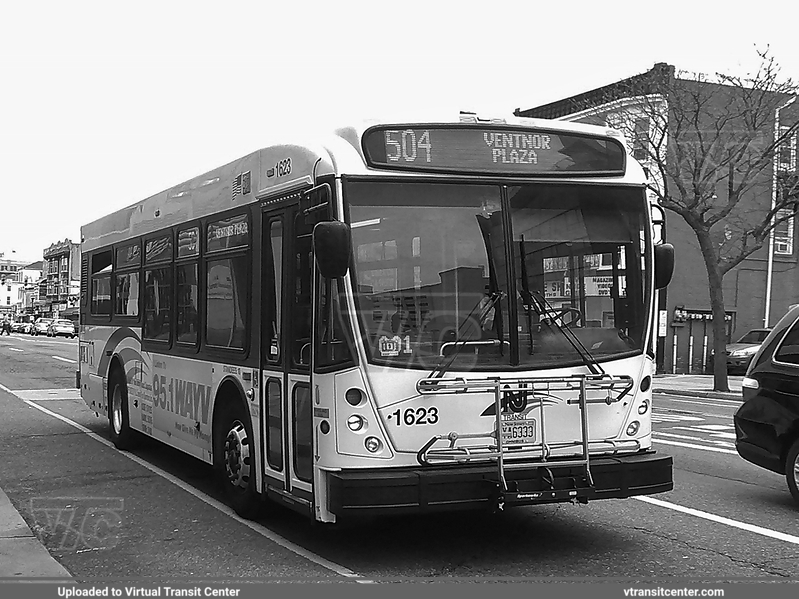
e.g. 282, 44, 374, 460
293, 218, 313, 368
264, 217, 283, 364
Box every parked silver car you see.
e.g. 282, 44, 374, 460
47, 319, 77, 338
31, 318, 54, 336
10, 321, 33, 334
726, 328, 772, 374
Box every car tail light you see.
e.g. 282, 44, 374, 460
742, 376, 760, 402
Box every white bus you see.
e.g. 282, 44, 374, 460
78, 113, 675, 522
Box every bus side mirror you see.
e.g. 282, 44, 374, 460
650, 204, 666, 245
654, 243, 674, 289
313, 221, 351, 279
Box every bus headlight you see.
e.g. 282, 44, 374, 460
364, 437, 382, 453
347, 414, 366, 432
637, 399, 650, 415
345, 388, 365, 406
626, 421, 640, 436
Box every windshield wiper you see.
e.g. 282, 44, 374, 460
427, 290, 504, 380
527, 290, 606, 376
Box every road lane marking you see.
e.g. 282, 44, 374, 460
636, 495, 799, 546
52, 356, 77, 364
8, 389, 367, 582
13, 389, 82, 401
652, 413, 705, 423
653, 437, 738, 454
3, 336, 77, 347
658, 396, 742, 408
8, 348, 23, 352
670, 425, 736, 442
656, 431, 735, 447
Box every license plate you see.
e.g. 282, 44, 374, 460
501, 419, 536, 445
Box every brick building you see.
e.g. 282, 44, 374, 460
42, 239, 81, 322
515, 64, 799, 373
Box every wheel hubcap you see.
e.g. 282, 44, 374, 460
224, 421, 250, 489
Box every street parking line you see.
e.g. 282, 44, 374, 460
660, 397, 742, 408
10, 389, 368, 582
13, 389, 82, 401
653, 437, 738, 454
52, 355, 77, 364
655, 431, 734, 447
636, 495, 799, 546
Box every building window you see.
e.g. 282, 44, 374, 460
632, 117, 649, 161
779, 126, 797, 173
774, 207, 795, 256
606, 112, 650, 163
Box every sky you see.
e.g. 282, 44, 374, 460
1, 0, 797, 265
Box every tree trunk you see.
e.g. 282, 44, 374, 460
695, 229, 730, 392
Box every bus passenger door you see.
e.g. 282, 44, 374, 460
260, 200, 314, 512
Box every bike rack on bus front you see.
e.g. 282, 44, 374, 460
415, 374, 635, 510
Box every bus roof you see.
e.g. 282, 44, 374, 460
80, 113, 642, 252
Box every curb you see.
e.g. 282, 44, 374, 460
0, 488, 72, 578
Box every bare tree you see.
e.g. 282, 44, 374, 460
596, 49, 799, 391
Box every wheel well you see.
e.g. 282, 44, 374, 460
211, 378, 249, 461
780, 428, 799, 469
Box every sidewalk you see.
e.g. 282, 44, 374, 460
0, 487, 71, 578
653, 374, 744, 400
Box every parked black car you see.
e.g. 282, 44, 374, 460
734, 305, 799, 504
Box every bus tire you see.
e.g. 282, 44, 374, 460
108, 369, 138, 450
785, 439, 799, 505
214, 399, 261, 519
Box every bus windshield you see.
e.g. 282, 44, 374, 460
345, 180, 650, 370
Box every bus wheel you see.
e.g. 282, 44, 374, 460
215, 401, 261, 519
786, 439, 799, 505
109, 369, 138, 450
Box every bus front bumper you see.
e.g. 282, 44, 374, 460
327, 451, 672, 516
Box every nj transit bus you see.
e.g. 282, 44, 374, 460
78, 113, 675, 522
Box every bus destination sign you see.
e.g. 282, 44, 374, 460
362, 125, 625, 176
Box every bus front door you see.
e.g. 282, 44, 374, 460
260, 200, 315, 514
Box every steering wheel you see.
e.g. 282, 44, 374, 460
546, 307, 583, 328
